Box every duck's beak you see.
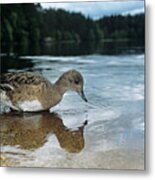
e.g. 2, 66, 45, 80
78, 89, 88, 102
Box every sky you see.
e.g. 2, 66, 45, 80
41, 0, 144, 20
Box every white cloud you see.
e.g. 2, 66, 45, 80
123, 7, 144, 16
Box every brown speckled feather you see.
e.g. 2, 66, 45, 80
0, 72, 49, 88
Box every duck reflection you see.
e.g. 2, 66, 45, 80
0, 112, 87, 153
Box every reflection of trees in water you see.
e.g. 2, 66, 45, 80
1, 40, 144, 72
1, 56, 34, 73
1, 40, 144, 57
32, 40, 144, 55
1, 43, 41, 73
0, 112, 87, 153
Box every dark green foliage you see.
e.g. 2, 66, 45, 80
2, 18, 13, 42
0, 3, 144, 45
1, 3, 41, 44
97, 14, 144, 42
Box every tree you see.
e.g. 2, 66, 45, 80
88, 29, 95, 41
0, 3, 144, 45
2, 18, 13, 42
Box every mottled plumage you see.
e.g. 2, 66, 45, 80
0, 70, 87, 112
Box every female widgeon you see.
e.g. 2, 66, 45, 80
0, 70, 87, 112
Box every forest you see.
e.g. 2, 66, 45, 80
0, 3, 145, 45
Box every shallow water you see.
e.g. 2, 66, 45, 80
0, 43, 144, 169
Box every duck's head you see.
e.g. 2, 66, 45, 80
57, 69, 88, 102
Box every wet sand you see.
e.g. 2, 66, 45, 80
0, 112, 144, 169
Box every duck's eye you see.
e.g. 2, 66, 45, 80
74, 79, 79, 84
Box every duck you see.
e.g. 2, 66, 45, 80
0, 69, 87, 112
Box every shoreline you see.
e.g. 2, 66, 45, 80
1, 148, 144, 170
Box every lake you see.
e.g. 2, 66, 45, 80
0, 41, 145, 169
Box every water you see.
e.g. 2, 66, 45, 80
0, 41, 144, 169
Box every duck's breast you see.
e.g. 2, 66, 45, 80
17, 100, 43, 112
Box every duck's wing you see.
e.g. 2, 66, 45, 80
0, 72, 49, 90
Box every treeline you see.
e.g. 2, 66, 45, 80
0, 3, 144, 44
97, 14, 144, 41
